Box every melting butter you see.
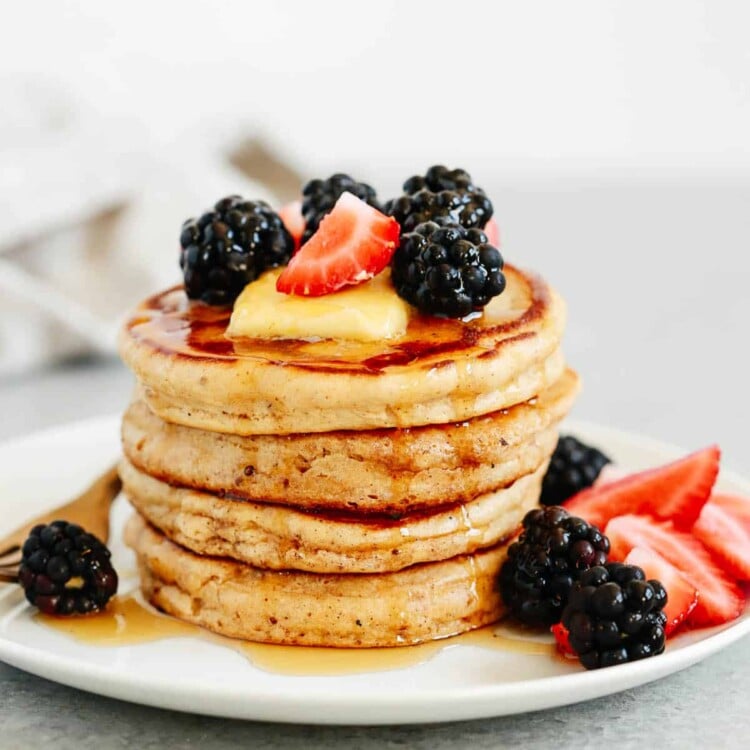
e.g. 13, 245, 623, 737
227, 269, 410, 342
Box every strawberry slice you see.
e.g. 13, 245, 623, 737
625, 546, 698, 635
276, 192, 400, 296
278, 200, 305, 250
693, 493, 750, 580
484, 218, 500, 246
606, 514, 744, 627
565, 445, 720, 530
551, 622, 576, 658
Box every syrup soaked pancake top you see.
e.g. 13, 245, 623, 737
126, 265, 546, 374
119, 264, 565, 434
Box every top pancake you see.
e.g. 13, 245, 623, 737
119, 265, 566, 434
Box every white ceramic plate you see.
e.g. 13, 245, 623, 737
0, 416, 748, 725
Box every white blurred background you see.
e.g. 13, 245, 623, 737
0, 0, 748, 462
5, 0, 750, 178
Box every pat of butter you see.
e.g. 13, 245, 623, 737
227, 269, 410, 341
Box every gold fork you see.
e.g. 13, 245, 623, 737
0, 465, 121, 582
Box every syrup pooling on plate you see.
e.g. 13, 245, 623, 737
34, 594, 197, 645
125, 265, 542, 372
36, 593, 553, 675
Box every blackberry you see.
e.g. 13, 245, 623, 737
402, 164, 478, 195
541, 435, 612, 506
385, 165, 493, 232
391, 222, 505, 318
180, 196, 294, 305
18, 521, 118, 616
499, 506, 610, 627
301, 173, 381, 243
561, 563, 668, 669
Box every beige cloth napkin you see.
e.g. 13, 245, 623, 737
0, 95, 302, 377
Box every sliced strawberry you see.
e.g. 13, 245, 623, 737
565, 445, 720, 530
606, 514, 744, 627
276, 192, 399, 296
278, 200, 305, 250
484, 218, 500, 246
693, 493, 750, 580
625, 546, 698, 636
551, 622, 576, 658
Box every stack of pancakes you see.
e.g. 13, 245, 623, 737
119, 265, 578, 647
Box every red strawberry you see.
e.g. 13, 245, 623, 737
551, 622, 576, 658
484, 218, 500, 246
565, 445, 720, 530
276, 192, 399, 297
624, 546, 698, 635
606, 514, 744, 627
693, 493, 750, 580
278, 200, 305, 250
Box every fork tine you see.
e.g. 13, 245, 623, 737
0, 547, 21, 566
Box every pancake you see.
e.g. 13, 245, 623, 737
125, 513, 507, 647
119, 265, 566, 435
122, 369, 578, 512
120, 457, 545, 573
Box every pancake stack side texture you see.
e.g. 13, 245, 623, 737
119, 265, 579, 646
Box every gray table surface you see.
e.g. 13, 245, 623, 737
1, 180, 749, 749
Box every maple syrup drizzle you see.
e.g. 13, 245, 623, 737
36, 593, 553, 676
